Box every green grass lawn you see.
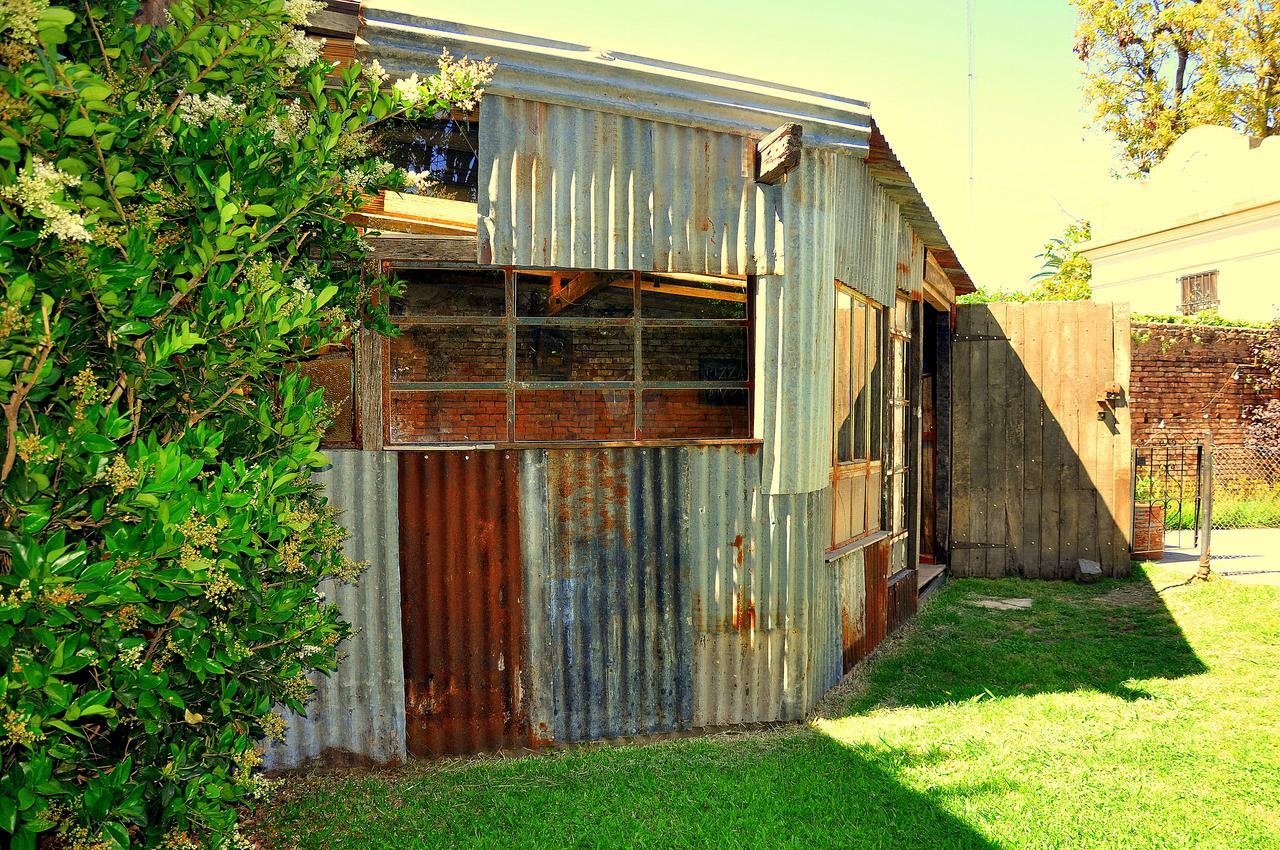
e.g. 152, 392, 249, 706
251, 564, 1280, 849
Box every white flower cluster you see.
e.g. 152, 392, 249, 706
282, 0, 325, 25
284, 27, 324, 69
429, 48, 495, 112
265, 98, 307, 146
362, 59, 390, 84
401, 169, 438, 195
342, 158, 395, 193
288, 260, 323, 300
0, 0, 49, 45
0, 158, 91, 243
177, 92, 244, 128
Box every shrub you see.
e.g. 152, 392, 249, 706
0, 2, 490, 847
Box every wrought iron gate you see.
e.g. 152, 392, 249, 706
1132, 437, 1208, 558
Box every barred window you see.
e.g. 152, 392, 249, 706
1178, 270, 1219, 315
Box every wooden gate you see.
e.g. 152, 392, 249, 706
951, 302, 1131, 578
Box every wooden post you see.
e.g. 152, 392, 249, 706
755, 123, 803, 185
1197, 433, 1213, 580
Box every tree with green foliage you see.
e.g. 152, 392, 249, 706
1072, 0, 1280, 174
0, 2, 490, 848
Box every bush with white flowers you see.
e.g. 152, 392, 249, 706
0, 2, 491, 848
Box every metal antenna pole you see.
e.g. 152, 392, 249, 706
966, 0, 976, 222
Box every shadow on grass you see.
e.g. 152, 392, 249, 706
255, 729, 1000, 850
841, 565, 1207, 714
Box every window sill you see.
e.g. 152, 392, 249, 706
380, 438, 764, 451
824, 529, 891, 562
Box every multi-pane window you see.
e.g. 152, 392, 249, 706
1178, 270, 1219, 315
889, 295, 912, 549
831, 284, 885, 550
386, 267, 752, 444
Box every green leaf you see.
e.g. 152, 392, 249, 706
81, 434, 116, 453
65, 118, 95, 137
246, 204, 277, 217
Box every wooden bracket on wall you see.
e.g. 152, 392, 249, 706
755, 123, 803, 185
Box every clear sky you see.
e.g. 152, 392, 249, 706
407, 0, 1127, 289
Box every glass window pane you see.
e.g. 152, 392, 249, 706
515, 389, 634, 441
642, 326, 747, 382
297, 353, 354, 445
868, 468, 882, 533
389, 390, 507, 443
390, 268, 505, 317
852, 300, 868, 460
832, 477, 853, 547
893, 338, 908, 400
868, 306, 883, 460
379, 116, 480, 203
893, 406, 908, 469
515, 326, 633, 381
893, 297, 912, 334
390, 325, 506, 382
850, 473, 867, 538
834, 290, 853, 463
517, 271, 636, 317
641, 274, 747, 319
642, 389, 748, 439
892, 471, 907, 533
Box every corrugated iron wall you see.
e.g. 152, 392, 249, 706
398, 451, 529, 756
520, 448, 694, 743
756, 149, 836, 495
479, 96, 785, 276
264, 451, 406, 770
835, 546, 867, 673
886, 569, 918, 636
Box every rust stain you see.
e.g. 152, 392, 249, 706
731, 534, 745, 567
730, 590, 756, 632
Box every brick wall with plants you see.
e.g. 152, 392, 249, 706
1130, 322, 1279, 446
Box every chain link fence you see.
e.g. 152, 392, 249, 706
1204, 445, 1280, 530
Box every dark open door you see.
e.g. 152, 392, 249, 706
950, 302, 1132, 578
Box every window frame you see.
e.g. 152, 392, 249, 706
1178, 270, 1219, 315
829, 283, 887, 554
381, 264, 756, 447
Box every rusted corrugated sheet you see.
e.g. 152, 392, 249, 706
398, 451, 529, 756
686, 444, 837, 724
480, 96, 784, 276
852, 537, 891, 664
757, 148, 836, 495
896, 222, 925, 295
264, 450, 406, 770
835, 545, 867, 673
520, 447, 693, 744
886, 568, 918, 636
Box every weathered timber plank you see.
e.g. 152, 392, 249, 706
367, 235, 479, 263
1002, 306, 1026, 578
1018, 305, 1043, 577
968, 306, 992, 576
950, 307, 976, 576
356, 328, 384, 451
985, 303, 1010, 577
1076, 303, 1101, 566
1039, 304, 1063, 576
1111, 303, 1133, 576
755, 123, 803, 185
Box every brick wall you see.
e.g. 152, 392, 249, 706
1130, 323, 1279, 446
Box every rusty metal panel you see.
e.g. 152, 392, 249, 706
886, 568, 918, 636
852, 537, 891, 664
756, 148, 836, 495
398, 450, 528, 756
480, 96, 784, 276
835, 545, 867, 673
687, 444, 836, 725
520, 447, 693, 744
264, 450, 406, 770
896, 222, 925, 295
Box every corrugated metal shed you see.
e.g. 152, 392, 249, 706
264, 451, 406, 770
756, 149, 836, 495
835, 546, 867, 673
520, 448, 694, 743
479, 96, 785, 275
